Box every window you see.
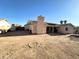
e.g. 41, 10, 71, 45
65, 27, 68, 31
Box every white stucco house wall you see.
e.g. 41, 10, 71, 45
58, 24, 75, 34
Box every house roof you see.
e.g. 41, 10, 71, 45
58, 23, 75, 27
25, 21, 37, 26
31, 21, 37, 23
25, 20, 75, 28
47, 23, 58, 25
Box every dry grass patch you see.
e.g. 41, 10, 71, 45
0, 34, 79, 59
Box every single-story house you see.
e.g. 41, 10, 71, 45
24, 16, 75, 34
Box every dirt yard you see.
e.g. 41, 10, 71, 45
0, 34, 79, 59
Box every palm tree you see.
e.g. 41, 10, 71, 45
64, 20, 67, 24
60, 20, 63, 24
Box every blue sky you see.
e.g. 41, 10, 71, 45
0, 0, 79, 26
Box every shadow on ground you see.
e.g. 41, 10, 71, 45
0, 31, 66, 37
0, 31, 32, 37
48, 33, 65, 36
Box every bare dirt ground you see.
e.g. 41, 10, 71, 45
0, 33, 79, 59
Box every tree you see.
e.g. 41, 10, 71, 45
64, 20, 67, 24
60, 20, 63, 24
